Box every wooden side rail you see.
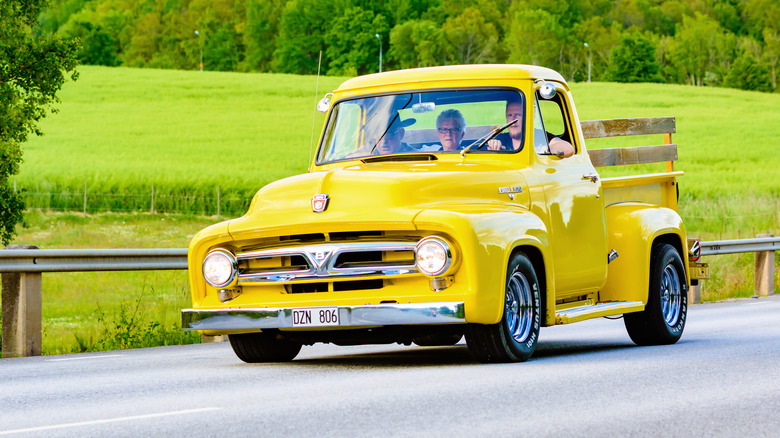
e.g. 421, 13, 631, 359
589, 144, 677, 167
582, 117, 676, 171
581, 117, 676, 139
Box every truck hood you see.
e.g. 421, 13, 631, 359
227, 160, 529, 237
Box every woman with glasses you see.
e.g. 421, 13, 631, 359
436, 109, 466, 151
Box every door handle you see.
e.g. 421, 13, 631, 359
582, 173, 599, 183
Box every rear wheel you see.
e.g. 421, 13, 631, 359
625, 243, 687, 345
228, 332, 302, 363
466, 252, 541, 363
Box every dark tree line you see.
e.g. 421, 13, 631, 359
40, 0, 780, 91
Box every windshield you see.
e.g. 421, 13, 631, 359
316, 89, 526, 164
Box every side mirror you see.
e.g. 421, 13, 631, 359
317, 93, 333, 113
534, 79, 557, 100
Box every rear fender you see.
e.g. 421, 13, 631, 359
601, 203, 686, 304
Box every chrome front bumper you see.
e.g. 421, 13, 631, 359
182, 302, 466, 331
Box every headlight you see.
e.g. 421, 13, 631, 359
202, 249, 237, 288
415, 237, 453, 277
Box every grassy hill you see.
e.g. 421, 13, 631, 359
21, 66, 779, 226
15, 65, 780, 237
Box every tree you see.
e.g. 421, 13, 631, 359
724, 53, 774, 92
325, 7, 389, 76
605, 32, 663, 83
442, 7, 501, 64
666, 13, 736, 86
387, 19, 447, 69
65, 20, 119, 66
274, 0, 347, 75
504, 8, 565, 70
244, 0, 285, 72
0, 0, 79, 244
570, 17, 622, 82
762, 28, 780, 90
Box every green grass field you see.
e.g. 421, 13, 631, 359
6, 66, 779, 355
19, 66, 780, 218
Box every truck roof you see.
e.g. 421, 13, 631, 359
335, 64, 567, 94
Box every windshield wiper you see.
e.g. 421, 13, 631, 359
460, 118, 519, 158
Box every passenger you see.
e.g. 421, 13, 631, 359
487, 99, 574, 158
436, 109, 467, 151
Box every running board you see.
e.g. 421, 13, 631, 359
555, 301, 645, 325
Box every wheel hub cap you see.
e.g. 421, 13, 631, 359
661, 264, 682, 326
505, 272, 533, 343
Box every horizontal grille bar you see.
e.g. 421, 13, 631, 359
236, 241, 419, 284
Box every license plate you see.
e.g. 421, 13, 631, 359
291, 307, 340, 327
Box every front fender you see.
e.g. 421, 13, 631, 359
187, 221, 233, 303
413, 206, 550, 325
601, 203, 686, 304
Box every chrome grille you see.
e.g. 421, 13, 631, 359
236, 242, 418, 284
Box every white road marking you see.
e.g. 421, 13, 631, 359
45, 354, 124, 362
0, 407, 221, 435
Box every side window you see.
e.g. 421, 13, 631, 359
537, 91, 576, 154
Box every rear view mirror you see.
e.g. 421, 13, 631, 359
412, 102, 435, 113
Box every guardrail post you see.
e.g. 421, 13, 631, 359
688, 283, 701, 304
200, 334, 226, 343
1, 245, 42, 358
754, 234, 775, 297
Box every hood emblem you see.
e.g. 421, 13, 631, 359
312, 194, 329, 213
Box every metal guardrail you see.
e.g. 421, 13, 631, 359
1, 237, 776, 358
2, 237, 777, 273
700, 237, 780, 256
0, 248, 188, 273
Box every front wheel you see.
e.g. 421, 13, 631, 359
228, 331, 302, 363
466, 252, 541, 363
624, 243, 688, 345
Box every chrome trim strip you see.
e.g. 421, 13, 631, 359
182, 301, 465, 330
236, 241, 418, 284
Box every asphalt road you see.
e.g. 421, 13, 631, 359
1, 295, 779, 437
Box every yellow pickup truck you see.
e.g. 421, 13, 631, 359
182, 65, 709, 363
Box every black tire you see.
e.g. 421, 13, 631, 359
624, 243, 687, 346
466, 252, 541, 363
228, 332, 302, 363
412, 333, 463, 347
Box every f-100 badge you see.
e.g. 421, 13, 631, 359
312, 194, 329, 213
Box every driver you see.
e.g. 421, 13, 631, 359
487, 99, 574, 158
373, 117, 416, 155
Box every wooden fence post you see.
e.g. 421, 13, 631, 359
1, 245, 42, 358
754, 234, 775, 297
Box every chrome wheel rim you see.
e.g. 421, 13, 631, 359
505, 271, 533, 343
661, 264, 682, 326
